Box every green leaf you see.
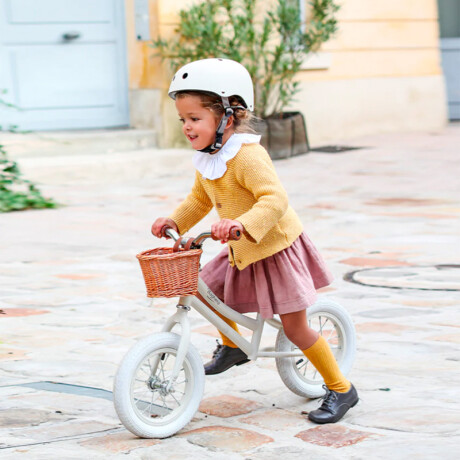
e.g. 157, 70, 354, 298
0, 114, 58, 212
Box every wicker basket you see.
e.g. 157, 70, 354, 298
136, 247, 202, 298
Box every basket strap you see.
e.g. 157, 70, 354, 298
173, 237, 195, 252
173, 238, 183, 252
184, 238, 196, 251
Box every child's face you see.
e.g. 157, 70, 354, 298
176, 95, 218, 151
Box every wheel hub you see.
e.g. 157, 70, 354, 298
147, 377, 174, 396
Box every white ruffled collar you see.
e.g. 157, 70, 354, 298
193, 133, 261, 180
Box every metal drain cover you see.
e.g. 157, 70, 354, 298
344, 264, 460, 291
310, 145, 364, 153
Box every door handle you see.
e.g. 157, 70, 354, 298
62, 32, 81, 41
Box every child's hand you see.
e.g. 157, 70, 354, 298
151, 217, 178, 238
211, 219, 244, 243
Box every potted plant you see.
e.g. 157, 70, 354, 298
152, 0, 339, 159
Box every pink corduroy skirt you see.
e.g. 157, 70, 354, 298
199, 232, 333, 319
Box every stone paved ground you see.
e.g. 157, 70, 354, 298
1, 125, 459, 459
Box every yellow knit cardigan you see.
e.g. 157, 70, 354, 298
170, 143, 303, 270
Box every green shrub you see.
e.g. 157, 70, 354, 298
0, 92, 57, 212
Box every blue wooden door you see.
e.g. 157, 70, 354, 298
441, 39, 460, 119
438, 0, 460, 120
0, 0, 129, 130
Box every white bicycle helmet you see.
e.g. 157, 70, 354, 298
169, 58, 254, 152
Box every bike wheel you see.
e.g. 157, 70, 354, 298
113, 332, 205, 438
275, 298, 356, 399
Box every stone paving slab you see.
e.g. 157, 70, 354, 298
1, 125, 460, 458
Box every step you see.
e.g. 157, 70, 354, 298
1, 128, 157, 159
17, 147, 193, 185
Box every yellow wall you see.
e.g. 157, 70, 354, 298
125, 0, 163, 89
301, 0, 442, 82
125, 0, 178, 145
126, 0, 443, 86
293, 0, 446, 142
124, 0, 447, 146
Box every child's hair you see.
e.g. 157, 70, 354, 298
176, 91, 256, 134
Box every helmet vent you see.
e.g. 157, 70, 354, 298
182, 73, 188, 79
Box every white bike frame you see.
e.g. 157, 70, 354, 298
161, 277, 305, 387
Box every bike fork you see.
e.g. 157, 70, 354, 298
160, 297, 193, 391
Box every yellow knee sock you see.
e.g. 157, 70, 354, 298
302, 335, 351, 393
212, 307, 240, 348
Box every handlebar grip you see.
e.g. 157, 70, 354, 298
160, 225, 180, 242
160, 225, 172, 238
229, 227, 242, 241
211, 226, 242, 241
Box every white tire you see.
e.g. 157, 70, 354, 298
275, 298, 356, 399
113, 332, 204, 438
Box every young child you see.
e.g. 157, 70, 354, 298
152, 58, 358, 424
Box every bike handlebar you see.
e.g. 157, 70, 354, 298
160, 225, 241, 249
160, 226, 180, 240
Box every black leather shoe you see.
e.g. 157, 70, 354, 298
308, 384, 359, 424
204, 341, 250, 375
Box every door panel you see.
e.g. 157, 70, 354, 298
12, 45, 118, 108
0, 0, 129, 130
6, 0, 113, 23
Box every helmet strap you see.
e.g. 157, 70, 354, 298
198, 97, 245, 153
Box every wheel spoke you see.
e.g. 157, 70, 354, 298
133, 387, 149, 394
159, 359, 166, 381
302, 360, 309, 376
139, 365, 151, 377
133, 385, 150, 395
140, 404, 151, 416
146, 392, 155, 415
134, 393, 150, 405
297, 360, 307, 369
138, 398, 152, 414
170, 392, 181, 406
158, 359, 167, 375
326, 327, 335, 341
297, 360, 308, 372
160, 393, 169, 409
